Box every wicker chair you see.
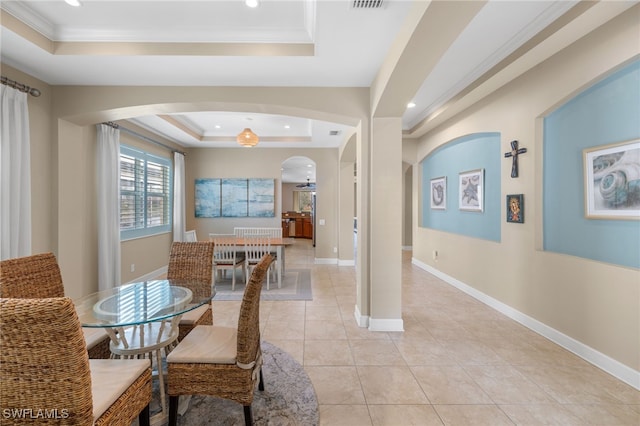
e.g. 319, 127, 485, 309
167, 242, 216, 341
0, 252, 111, 359
167, 254, 274, 426
0, 297, 152, 426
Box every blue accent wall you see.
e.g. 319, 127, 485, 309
543, 60, 640, 269
421, 133, 501, 242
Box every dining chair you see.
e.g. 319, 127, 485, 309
167, 241, 216, 341
0, 252, 111, 359
166, 253, 274, 426
211, 235, 246, 291
243, 235, 276, 290
0, 297, 152, 426
184, 230, 197, 242
233, 227, 280, 274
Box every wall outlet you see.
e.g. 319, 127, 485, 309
319, 219, 325, 226
333, 247, 338, 253
130, 264, 135, 272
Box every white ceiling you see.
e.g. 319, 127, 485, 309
1, 0, 636, 182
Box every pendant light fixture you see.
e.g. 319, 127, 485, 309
237, 128, 259, 147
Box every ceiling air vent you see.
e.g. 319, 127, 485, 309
352, 0, 384, 9
329, 130, 341, 136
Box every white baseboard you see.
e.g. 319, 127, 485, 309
412, 257, 640, 390
369, 317, 404, 332
338, 259, 355, 266
315, 258, 338, 265
127, 266, 167, 283
354, 304, 369, 328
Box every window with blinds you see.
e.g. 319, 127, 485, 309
120, 145, 172, 240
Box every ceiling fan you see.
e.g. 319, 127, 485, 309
296, 178, 316, 189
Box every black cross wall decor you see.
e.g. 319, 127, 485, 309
504, 140, 527, 178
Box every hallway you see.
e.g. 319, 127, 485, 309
212, 239, 639, 425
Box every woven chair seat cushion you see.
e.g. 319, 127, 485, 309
90, 359, 150, 422
83, 327, 110, 350
167, 325, 236, 364
179, 303, 210, 325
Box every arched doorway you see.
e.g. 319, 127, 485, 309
281, 156, 316, 246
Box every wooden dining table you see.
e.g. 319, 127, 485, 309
230, 237, 294, 287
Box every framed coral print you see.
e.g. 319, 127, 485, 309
459, 169, 484, 212
430, 176, 447, 210
583, 139, 640, 220
506, 194, 524, 223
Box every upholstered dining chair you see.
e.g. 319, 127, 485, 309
0, 252, 111, 359
166, 254, 274, 426
211, 235, 246, 291
167, 241, 216, 341
0, 297, 152, 426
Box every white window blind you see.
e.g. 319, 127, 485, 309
120, 145, 172, 239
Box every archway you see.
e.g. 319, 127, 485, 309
281, 156, 316, 246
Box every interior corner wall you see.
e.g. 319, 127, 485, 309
413, 7, 639, 376
543, 60, 640, 269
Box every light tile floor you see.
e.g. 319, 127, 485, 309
212, 238, 640, 426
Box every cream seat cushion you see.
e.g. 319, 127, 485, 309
179, 303, 210, 325
167, 325, 236, 364
82, 327, 109, 350
89, 359, 150, 422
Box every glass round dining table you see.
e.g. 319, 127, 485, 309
74, 279, 215, 425
74, 279, 215, 328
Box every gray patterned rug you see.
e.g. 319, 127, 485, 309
213, 269, 312, 301
150, 341, 318, 426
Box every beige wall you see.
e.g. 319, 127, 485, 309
411, 8, 639, 372
185, 147, 338, 259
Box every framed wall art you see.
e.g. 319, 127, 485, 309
459, 169, 484, 212
194, 178, 275, 218
430, 176, 447, 210
194, 178, 221, 218
583, 139, 640, 220
506, 194, 524, 223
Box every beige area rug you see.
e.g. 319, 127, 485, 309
212, 269, 312, 301
150, 341, 319, 426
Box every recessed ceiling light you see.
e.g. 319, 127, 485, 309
407, 102, 416, 108
65, 0, 82, 6
215, 125, 221, 129
284, 125, 290, 129
245, 0, 259, 8
307, 164, 313, 168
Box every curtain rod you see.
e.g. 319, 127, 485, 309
1, 75, 41, 97
102, 122, 186, 156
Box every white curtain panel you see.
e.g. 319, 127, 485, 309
173, 152, 186, 242
0, 86, 32, 260
96, 124, 121, 291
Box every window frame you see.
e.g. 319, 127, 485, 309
119, 145, 173, 241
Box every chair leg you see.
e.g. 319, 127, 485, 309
259, 368, 265, 391
138, 404, 150, 426
231, 266, 235, 291
168, 396, 179, 426
243, 405, 253, 426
